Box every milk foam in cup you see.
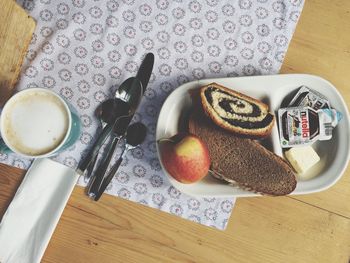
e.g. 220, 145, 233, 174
0, 88, 81, 158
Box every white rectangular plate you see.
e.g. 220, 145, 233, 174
156, 74, 350, 197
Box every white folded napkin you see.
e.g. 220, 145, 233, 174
0, 158, 79, 263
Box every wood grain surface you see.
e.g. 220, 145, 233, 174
0, 0, 35, 106
1, 0, 350, 262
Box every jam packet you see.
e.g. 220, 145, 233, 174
288, 86, 343, 127
278, 106, 342, 148
289, 86, 330, 110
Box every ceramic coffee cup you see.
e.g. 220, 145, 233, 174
0, 88, 81, 158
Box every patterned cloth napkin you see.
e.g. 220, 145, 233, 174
0, 0, 304, 230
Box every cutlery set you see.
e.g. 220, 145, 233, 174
76, 53, 154, 201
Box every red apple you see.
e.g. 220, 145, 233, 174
159, 133, 211, 183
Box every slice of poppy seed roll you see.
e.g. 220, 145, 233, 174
199, 83, 275, 138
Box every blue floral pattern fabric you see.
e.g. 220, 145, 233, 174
1, 0, 304, 229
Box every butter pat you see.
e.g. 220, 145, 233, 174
285, 146, 320, 175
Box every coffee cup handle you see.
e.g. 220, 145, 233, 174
0, 138, 11, 153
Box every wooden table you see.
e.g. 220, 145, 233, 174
1, 0, 350, 262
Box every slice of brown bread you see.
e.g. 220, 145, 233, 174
189, 94, 297, 196
200, 83, 275, 138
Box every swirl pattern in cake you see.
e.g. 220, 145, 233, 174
199, 83, 275, 138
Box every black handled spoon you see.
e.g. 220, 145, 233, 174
87, 115, 132, 198
93, 122, 147, 201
